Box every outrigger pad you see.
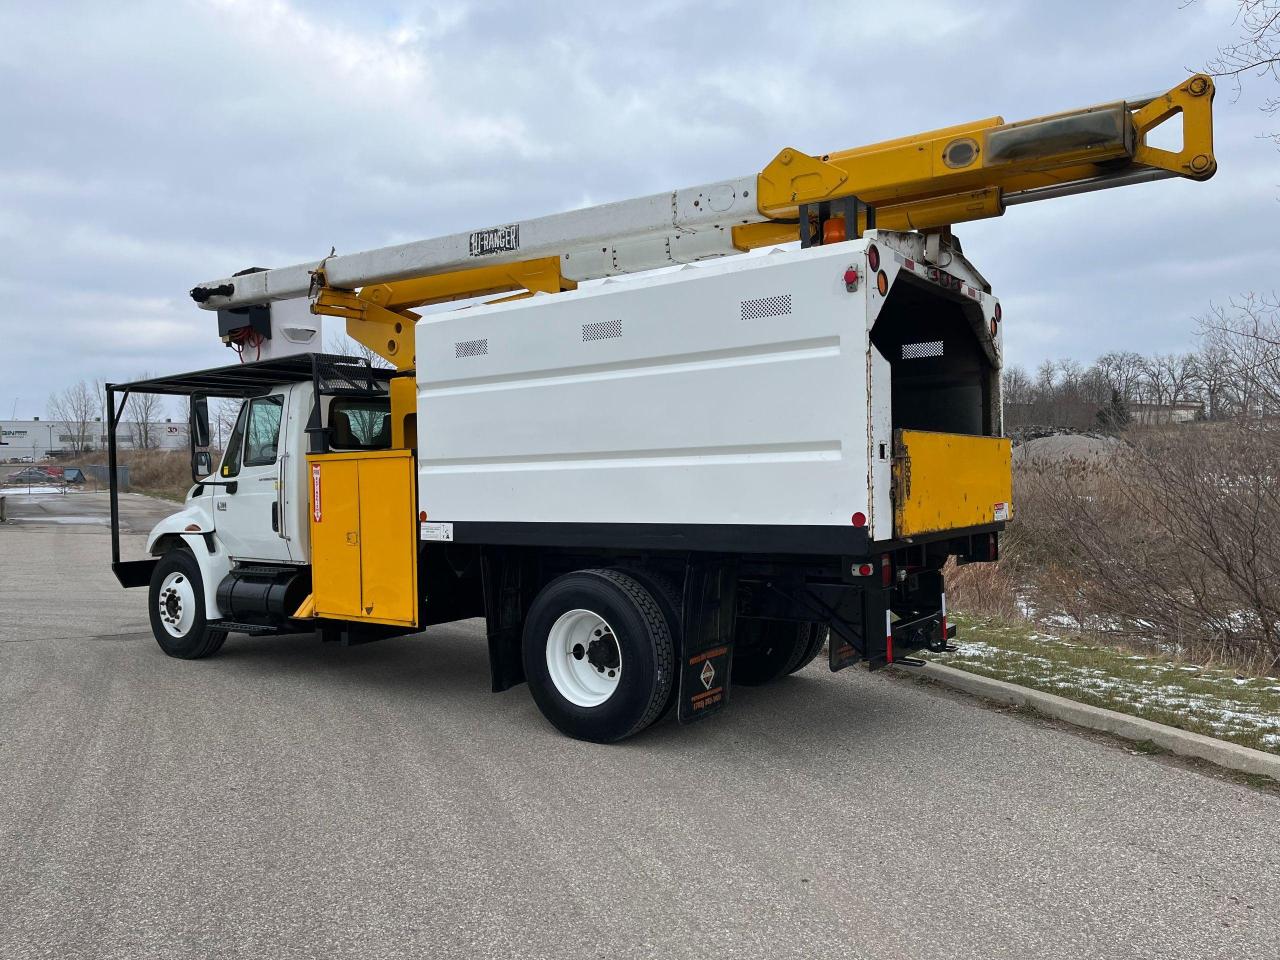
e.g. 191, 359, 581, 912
678, 560, 737, 723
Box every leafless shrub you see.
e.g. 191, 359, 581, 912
994, 423, 1280, 673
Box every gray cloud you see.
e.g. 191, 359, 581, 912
1, 0, 1274, 416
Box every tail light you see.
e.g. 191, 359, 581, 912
881, 553, 893, 587
867, 244, 880, 271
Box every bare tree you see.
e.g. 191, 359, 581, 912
128, 378, 165, 450
324, 330, 393, 369
1002, 365, 1035, 407
1095, 350, 1145, 401
1202, 0, 1280, 144
1196, 293, 1280, 417
47, 380, 97, 454
1195, 337, 1236, 420
212, 398, 242, 454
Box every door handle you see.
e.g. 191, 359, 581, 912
276, 452, 289, 541
272, 501, 279, 532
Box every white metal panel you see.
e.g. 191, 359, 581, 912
868, 345, 893, 540
415, 242, 874, 529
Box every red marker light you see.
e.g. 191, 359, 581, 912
858, 563, 873, 576
851, 511, 867, 527
843, 267, 859, 291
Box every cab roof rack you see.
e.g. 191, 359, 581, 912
109, 352, 392, 399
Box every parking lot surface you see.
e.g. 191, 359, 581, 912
2, 494, 1278, 959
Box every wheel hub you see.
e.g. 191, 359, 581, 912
156, 571, 197, 639
545, 608, 623, 707
587, 635, 620, 673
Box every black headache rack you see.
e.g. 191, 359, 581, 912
106, 353, 396, 589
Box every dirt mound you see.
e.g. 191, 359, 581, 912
1012, 433, 1123, 464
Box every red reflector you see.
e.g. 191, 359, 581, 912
857, 563, 873, 576
843, 267, 858, 290
419, 511, 428, 522
867, 244, 880, 271
851, 511, 867, 527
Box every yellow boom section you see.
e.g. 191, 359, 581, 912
755, 74, 1215, 230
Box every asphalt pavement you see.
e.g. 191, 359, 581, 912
1, 492, 1278, 959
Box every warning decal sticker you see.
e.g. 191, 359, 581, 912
311, 464, 322, 522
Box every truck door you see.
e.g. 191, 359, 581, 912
213, 388, 295, 563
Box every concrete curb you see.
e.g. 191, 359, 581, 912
902, 660, 1280, 782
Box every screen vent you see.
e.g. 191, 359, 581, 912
902, 340, 944, 360
455, 338, 489, 358
582, 319, 622, 342
740, 294, 792, 321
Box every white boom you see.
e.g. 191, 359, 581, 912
192, 176, 762, 310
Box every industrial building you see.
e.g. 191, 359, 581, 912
1, 417, 187, 461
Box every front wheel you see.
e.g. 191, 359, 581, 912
148, 548, 227, 659
522, 569, 675, 742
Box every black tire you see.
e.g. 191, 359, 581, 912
733, 618, 818, 686
785, 623, 828, 675
148, 547, 227, 659
619, 566, 684, 719
522, 569, 675, 743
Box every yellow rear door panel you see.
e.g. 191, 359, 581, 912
893, 429, 1012, 537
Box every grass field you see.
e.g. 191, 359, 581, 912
929, 616, 1280, 755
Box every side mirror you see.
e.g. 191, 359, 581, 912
190, 394, 211, 448
192, 449, 213, 482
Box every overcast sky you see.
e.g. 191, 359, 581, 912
1, 0, 1275, 418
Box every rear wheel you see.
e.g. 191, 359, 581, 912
733, 618, 823, 685
148, 548, 227, 659
523, 569, 675, 742
785, 623, 828, 675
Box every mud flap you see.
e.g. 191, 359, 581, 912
677, 559, 737, 723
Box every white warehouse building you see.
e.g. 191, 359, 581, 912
1, 417, 188, 461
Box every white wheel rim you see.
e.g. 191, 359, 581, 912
157, 571, 197, 639
545, 608, 622, 708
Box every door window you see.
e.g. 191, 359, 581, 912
220, 402, 247, 478
329, 397, 392, 450
220, 396, 283, 477
243, 396, 284, 466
